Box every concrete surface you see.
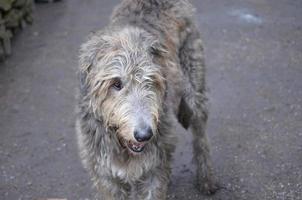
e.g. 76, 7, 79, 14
0, 0, 301, 199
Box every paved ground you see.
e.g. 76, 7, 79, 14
1, 0, 302, 199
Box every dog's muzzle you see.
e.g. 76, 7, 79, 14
126, 126, 153, 153
115, 121, 153, 153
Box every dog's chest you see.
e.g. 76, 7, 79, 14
108, 153, 157, 182
110, 163, 129, 179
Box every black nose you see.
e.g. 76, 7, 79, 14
134, 126, 153, 142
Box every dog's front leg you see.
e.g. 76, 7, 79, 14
135, 169, 170, 200
95, 176, 130, 200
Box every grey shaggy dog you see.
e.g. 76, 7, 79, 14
76, 0, 218, 199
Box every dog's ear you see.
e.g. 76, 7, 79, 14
149, 41, 168, 58
78, 31, 112, 97
79, 31, 109, 73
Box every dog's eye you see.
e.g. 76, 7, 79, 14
112, 78, 123, 91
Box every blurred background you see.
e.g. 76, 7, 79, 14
0, 0, 301, 199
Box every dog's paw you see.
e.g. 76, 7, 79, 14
197, 178, 220, 195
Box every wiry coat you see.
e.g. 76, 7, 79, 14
76, 0, 217, 199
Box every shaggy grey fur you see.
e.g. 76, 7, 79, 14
76, 0, 218, 199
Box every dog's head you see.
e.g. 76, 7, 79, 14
79, 27, 167, 154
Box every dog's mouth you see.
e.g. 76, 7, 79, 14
127, 141, 146, 153
115, 129, 148, 154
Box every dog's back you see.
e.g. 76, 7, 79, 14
111, 0, 195, 47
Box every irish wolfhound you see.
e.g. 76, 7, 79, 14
76, 0, 218, 199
